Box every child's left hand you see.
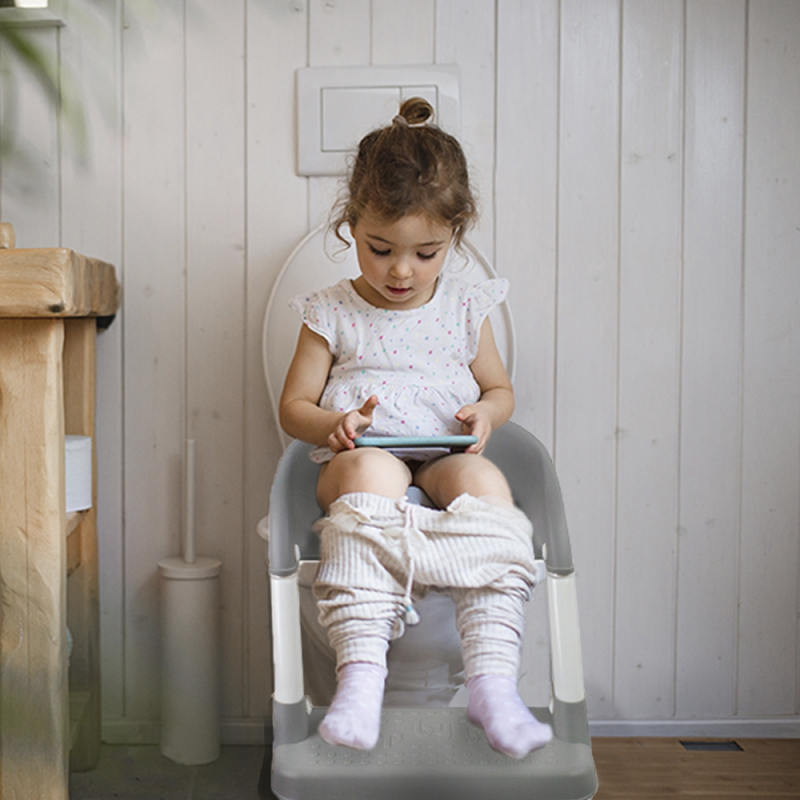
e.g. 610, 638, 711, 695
455, 404, 493, 454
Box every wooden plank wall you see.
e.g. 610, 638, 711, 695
0, 0, 797, 741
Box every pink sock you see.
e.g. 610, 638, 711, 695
467, 674, 553, 758
318, 662, 387, 750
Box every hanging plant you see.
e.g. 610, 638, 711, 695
0, 6, 87, 161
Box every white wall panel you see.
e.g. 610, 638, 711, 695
555, 0, 621, 719
435, 0, 496, 258
244, 0, 309, 718
0, 26, 60, 246
120, 0, 187, 725
372, 0, 435, 65
496, 0, 559, 448
59, 0, 126, 723
496, 0, 560, 708
185, 0, 247, 720
738, 0, 800, 717
307, 1, 370, 227
614, 0, 684, 720
309, 0, 371, 67
676, 0, 746, 719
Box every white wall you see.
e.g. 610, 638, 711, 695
1, 0, 798, 741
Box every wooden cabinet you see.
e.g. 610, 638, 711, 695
0, 223, 120, 799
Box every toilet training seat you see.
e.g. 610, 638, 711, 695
262, 224, 597, 800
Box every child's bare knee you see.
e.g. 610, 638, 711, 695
318, 448, 411, 508
416, 454, 512, 508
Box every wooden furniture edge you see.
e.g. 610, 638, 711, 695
0, 247, 121, 318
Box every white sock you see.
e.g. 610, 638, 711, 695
467, 674, 553, 758
318, 662, 387, 750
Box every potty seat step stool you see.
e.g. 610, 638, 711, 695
273, 708, 593, 800
267, 426, 597, 800
260, 226, 597, 799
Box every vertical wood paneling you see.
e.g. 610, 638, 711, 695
555, 0, 620, 719
58, 0, 126, 721
121, 0, 187, 721
614, 0, 684, 719
495, 0, 559, 448
435, 0, 496, 259
738, 0, 800, 717
495, 0, 560, 707
676, 0, 745, 719
185, 0, 247, 720
0, 27, 60, 246
307, 0, 371, 227
58, 0, 122, 259
244, 0, 309, 718
309, 0, 371, 67
372, 0, 435, 65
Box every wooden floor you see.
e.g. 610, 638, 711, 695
68, 738, 800, 799
592, 738, 800, 799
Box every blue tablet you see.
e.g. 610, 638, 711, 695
354, 435, 478, 450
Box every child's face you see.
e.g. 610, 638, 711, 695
350, 212, 453, 309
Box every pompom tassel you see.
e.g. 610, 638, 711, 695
404, 604, 421, 626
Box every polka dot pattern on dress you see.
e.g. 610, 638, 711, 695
289, 274, 509, 463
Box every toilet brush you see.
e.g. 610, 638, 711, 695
158, 439, 223, 764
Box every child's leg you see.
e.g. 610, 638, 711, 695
313, 491, 413, 749
452, 585, 553, 758
413, 452, 513, 509
317, 447, 413, 511
466, 673, 552, 758
416, 485, 551, 759
313, 451, 412, 749
318, 662, 388, 750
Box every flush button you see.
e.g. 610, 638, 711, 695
322, 87, 401, 151
297, 65, 460, 176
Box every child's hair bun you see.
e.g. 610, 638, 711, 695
395, 97, 434, 127
331, 92, 476, 250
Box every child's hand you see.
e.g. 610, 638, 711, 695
455, 403, 493, 454
328, 395, 379, 453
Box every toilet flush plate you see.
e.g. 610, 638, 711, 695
296, 65, 460, 176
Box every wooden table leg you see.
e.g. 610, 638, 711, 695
0, 318, 69, 800
64, 318, 101, 771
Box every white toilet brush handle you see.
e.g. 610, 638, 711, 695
184, 438, 196, 564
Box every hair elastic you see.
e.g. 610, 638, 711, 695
392, 114, 428, 128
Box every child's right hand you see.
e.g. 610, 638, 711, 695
328, 395, 379, 453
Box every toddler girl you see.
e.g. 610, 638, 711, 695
279, 97, 552, 759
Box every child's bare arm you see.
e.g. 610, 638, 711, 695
280, 326, 378, 451
458, 318, 514, 453
280, 325, 341, 446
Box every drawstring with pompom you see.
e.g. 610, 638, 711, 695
396, 497, 422, 626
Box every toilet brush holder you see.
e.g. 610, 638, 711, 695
158, 556, 223, 765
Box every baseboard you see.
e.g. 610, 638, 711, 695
102, 718, 268, 746
588, 718, 800, 739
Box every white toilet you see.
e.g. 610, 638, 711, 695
256, 223, 517, 707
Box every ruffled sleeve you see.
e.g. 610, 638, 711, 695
288, 282, 344, 354
463, 277, 510, 361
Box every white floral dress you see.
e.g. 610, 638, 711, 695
290, 273, 508, 463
